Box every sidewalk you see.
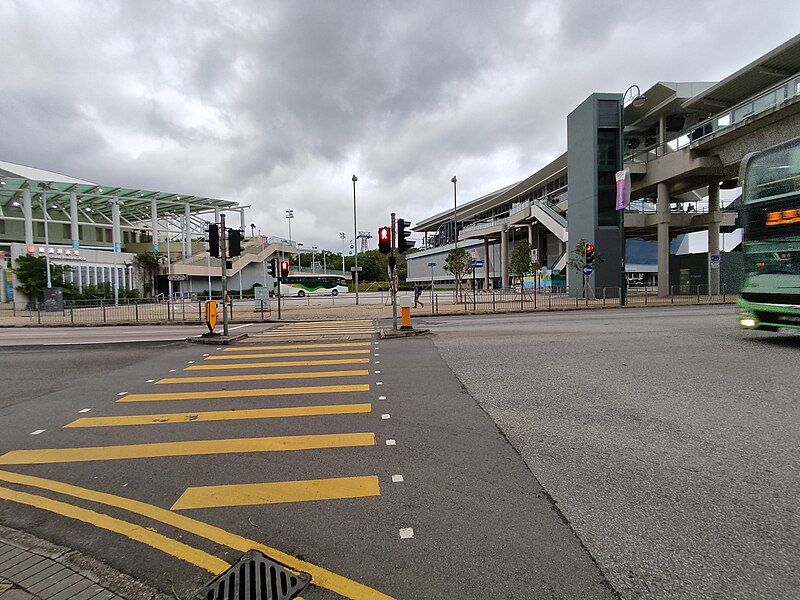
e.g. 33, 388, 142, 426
0, 526, 169, 600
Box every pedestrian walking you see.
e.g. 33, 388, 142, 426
413, 284, 423, 308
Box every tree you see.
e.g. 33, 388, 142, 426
13, 255, 72, 307
444, 247, 470, 301
510, 240, 534, 284
133, 251, 160, 297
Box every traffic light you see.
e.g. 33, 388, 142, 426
378, 226, 391, 254
228, 229, 242, 257
585, 244, 595, 265
207, 224, 220, 257
267, 259, 277, 279
280, 260, 290, 280
397, 218, 415, 254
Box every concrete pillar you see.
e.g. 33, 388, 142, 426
501, 226, 509, 289
151, 199, 159, 252
23, 188, 33, 245
708, 181, 721, 295
483, 238, 490, 289
239, 208, 246, 231
184, 203, 191, 260
657, 183, 670, 296
528, 224, 533, 245
69, 192, 79, 248
111, 198, 121, 252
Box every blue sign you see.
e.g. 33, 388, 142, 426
471, 260, 484, 268
427, 262, 437, 267
710, 254, 721, 263
583, 265, 594, 276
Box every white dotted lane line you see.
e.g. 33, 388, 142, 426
374, 353, 380, 357
392, 474, 404, 483
376, 382, 383, 386
381, 414, 390, 420
374, 370, 381, 374
378, 396, 386, 400
146, 379, 155, 383
374, 341, 379, 345
116, 392, 127, 396
29, 429, 46, 436
385, 439, 396, 446
78, 408, 92, 413
375, 361, 381, 365
399, 528, 414, 539
169, 369, 177, 372
203, 353, 209, 357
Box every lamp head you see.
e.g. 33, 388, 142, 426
451, 176, 457, 183
352, 174, 357, 182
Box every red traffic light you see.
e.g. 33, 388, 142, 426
279, 260, 290, 278
585, 244, 595, 265
378, 226, 391, 254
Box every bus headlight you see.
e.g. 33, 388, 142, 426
738, 312, 757, 328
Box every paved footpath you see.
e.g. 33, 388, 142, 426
0, 527, 168, 600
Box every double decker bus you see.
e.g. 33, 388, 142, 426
737, 136, 800, 331
279, 274, 348, 297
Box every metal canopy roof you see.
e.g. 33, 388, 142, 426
683, 33, 800, 113
0, 176, 238, 226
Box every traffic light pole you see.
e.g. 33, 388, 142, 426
390, 212, 398, 331
220, 213, 229, 337
277, 271, 282, 320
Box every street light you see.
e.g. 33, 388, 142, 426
451, 175, 458, 249
339, 232, 346, 272
352, 174, 359, 305
285, 209, 294, 243
296, 243, 303, 270
623, 84, 647, 108
311, 246, 318, 273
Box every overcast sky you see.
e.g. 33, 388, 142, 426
2, 1, 799, 252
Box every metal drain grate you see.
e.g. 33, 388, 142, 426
195, 550, 311, 600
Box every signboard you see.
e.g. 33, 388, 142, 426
531, 249, 538, 263
427, 262, 437, 268
350, 266, 363, 272
471, 260, 484, 268
43, 287, 63, 312
204, 300, 218, 332
167, 274, 186, 281
710, 254, 721, 263
254, 287, 270, 309
583, 265, 594, 276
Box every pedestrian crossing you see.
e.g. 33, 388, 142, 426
0, 318, 389, 598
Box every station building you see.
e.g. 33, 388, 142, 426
408, 34, 800, 297
0, 162, 296, 304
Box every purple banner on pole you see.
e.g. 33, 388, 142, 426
615, 169, 631, 211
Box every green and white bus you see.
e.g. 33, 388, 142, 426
279, 274, 348, 297
737, 136, 800, 331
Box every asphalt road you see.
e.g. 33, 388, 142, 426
412, 305, 800, 600
0, 319, 614, 599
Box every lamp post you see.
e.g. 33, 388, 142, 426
451, 176, 458, 249
352, 174, 359, 305
296, 243, 303, 270
38, 182, 57, 289
339, 232, 346, 273
285, 209, 294, 243
311, 246, 318, 273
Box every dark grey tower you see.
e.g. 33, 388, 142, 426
566, 93, 624, 297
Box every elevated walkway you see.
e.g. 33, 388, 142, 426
167, 239, 294, 277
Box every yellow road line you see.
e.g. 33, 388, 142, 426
231, 342, 372, 350
0, 432, 376, 465
0, 486, 229, 574
172, 476, 381, 510
157, 369, 368, 385
208, 350, 371, 360
186, 358, 370, 370
0, 470, 394, 599
65, 403, 372, 428
117, 383, 370, 402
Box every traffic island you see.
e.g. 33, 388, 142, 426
186, 332, 249, 345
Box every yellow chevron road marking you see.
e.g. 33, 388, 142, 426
172, 476, 381, 510
65, 403, 372, 428
186, 358, 370, 370
0, 470, 394, 599
157, 369, 368, 385
231, 342, 372, 350
208, 350, 371, 360
117, 383, 369, 402
0, 432, 376, 465
0, 486, 229, 574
